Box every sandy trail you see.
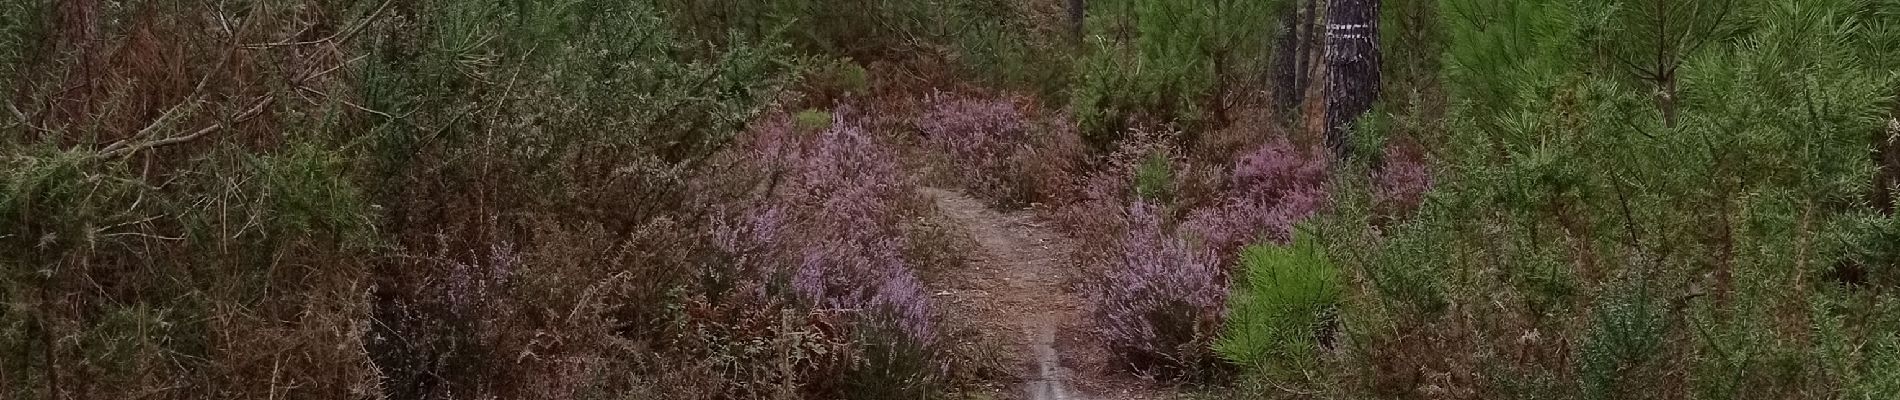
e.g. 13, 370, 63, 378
921, 188, 1162, 400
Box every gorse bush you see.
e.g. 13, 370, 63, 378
0, 0, 42, 93
10, 0, 1900, 398
1828, 210, 1900, 288
794, 109, 834, 133
350, 1, 803, 397
0, 0, 982, 397
0, 2, 388, 397
1216, 231, 1340, 383
797, 58, 871, 106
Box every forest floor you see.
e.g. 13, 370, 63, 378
921, 187, 1168, 400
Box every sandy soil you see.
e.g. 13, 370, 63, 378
920, 188, 1167, 400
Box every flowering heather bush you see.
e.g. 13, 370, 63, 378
919, 92, 1031, 204
722, 109, 939, 346
1182, 138, 1331, 260
682, 110, 947, 397
1095, 201, 1230, 379
1062, 129, 1180, 266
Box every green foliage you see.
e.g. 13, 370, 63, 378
1133, 150, 1176, 203
1827, 210, 1900, 287
1298, 0, 1900, 397
812, 58, 870, 98
0, 0, 45, 95
1579, 281, 1667, 400
794, 109, 834, 133
845, 322, 944, 399
1216, 231, 1341, 380
363, 0, 788, 170
1360, 218, 1452, 315
248, 143, 374, 249
1847, 306, 1900, 398
954, 15, 1074, 97
0, 149, 140, 263
1073, 0, 1284, 146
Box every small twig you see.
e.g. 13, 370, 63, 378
268, 356, 282, 400
103, 100, 201, 154
244, 0, 395, 49
101, 96, 276, 159
95, 214, 165, 235
100, 232, 186, 241
296, 53, 369, 84
293, 85, 395, 119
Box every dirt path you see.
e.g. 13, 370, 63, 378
921, 188, 1161, 400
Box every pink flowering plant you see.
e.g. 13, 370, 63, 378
1182, 138, 1332, 260
1094, 200, 1231, 379
919, 92, 1032, 205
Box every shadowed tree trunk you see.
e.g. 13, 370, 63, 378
1269, 7, 1301, 119
1272, 0, 1321, 124
1325, 0, 1380, 158
1069, 0, 1086, 43
1300, 0, 1320, 101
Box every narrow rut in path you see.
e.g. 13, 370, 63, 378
922, 188, 1152, 400
920, 187, 1088, 400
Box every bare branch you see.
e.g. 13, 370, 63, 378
101, 96, 276, 159
244, 0, 395, 49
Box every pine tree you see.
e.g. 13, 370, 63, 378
1591, 0, 1744, 128
1269, 0, 1320, 121
1325, 0, 1381, 157
1074, 0, 1284, 141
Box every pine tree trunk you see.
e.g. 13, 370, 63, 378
1069, 0, 1086, 43
1299, 0, 1319, 103
1269, 8, 1301, 120
1325, 0, 1380, 158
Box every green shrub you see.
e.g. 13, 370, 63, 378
1309, 0, 1900, 397
1133, 150, 1176, 204
1826, 210, 1900, 287
845, 322, 944, 399
953, 14, 1073, 97
1070, 35, 1200, 148
1579, 281, 1668, 400
249, 143, 374, 248
795, 57, 870, 106
1072, 0, 1284, 146
1216, 231, 1341, 381
794, 109, 834, 133
1848, 313, 1900, 397
0, 0, 46, 94
1361, 219, 1451, 315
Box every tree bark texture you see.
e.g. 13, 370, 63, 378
1325, 0, 1380, 158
